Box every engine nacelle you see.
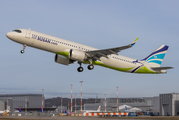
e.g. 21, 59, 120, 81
55, 54, 73, 65
69, 49, 86, 62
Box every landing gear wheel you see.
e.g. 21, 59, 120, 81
20, 44, 26, 54
77, 67, 84, 72
88, 64, 94, 70
20, 50, 24, 54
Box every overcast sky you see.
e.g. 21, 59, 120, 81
0, 0, 178, 99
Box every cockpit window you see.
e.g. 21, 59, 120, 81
13, 29, 22, 33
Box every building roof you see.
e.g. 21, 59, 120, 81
15, 107, 56, 112
0, 94, 42, 97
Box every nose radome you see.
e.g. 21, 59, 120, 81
6, 32, 13, 39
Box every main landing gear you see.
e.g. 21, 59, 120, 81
77, 62, 94, 72
77, 62, 83, 72
20, 44, 26, 54
88, 64, 94, 70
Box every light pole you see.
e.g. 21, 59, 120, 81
105, 94, 106, 112
68, 102, 69, 113
75, 94, 76, 116
80, 81, 83, 116
7, 97, 8, 108
61, 96, 62, 113
25, 96, 27, 113
42, 89, 44, 112
70, 84, 73, 116
116, 87, 118, 112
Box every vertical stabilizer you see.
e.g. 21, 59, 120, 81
142, 45, 169, 67
97, 106, 101, 111
40, 107, 43, 112
18, 108, 22, 112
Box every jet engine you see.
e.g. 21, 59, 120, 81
69, 49, 87, 62
55, 54, 74, 65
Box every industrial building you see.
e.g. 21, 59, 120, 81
160, 93, 179, 116
0, 93, 179, 116
84, 97, 157, 112
84, 93, 179, 116
0, 94, 44, 112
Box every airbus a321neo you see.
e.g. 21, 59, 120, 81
6, 29, 173, 74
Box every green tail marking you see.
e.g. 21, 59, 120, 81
56, 52, 69, 58
93, 61, 134, 72
135, 66, 157, 74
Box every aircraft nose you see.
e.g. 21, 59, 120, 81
6, 32, 13, 39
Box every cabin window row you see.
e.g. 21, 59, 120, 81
112, 56, 136, 64
51, 40, 90, 51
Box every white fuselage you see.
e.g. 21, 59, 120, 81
6, 29, 160, 73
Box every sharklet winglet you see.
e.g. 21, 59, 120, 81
131, 37, 139, 46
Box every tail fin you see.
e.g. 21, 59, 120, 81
97, 106, 101, 111
6, 106, 10, 113
142, 45, 169, 67
18, 108, 22, 112
40, 107, 43, 112
125, 106, 129, 112
7, 106, 10, 111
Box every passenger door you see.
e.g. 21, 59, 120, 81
25, 29, 31, 39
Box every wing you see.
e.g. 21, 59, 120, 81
86, 38, 139, 60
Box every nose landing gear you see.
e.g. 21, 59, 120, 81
20, 45, 26, 54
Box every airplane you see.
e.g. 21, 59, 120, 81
82, 106, 101, 114
14, 108, 22, 113
65, 110, 71, 115
0, 106, 10, 114
6, 29, 173, 73
125, 106, 129, 112
119, 104, 132, 112
60, 110, 72, 116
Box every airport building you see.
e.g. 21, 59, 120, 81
0, 94, 44, 112
160, 93, 179, 116
84, 97, 158, 112
0, 93, 179, 116
84, 93, 179, 116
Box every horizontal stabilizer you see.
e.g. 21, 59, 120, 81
151, 67, 173, 71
